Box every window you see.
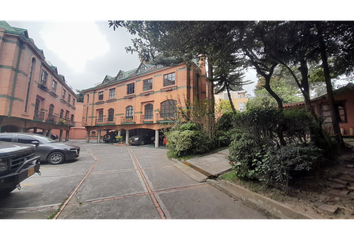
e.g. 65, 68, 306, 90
0, 134, 13, 142
87, 94, 90, 103
48, 104, 54, 116
62, 89, 66, 99
108, 108, 114, 121
164, 73, 175, 87
127, 83, 135, 94
144, 104, 153, 119
98, 91, 104, 101
126, 106, 133, 118
109, 88, 116, 98
73, 98, 76, 106
41, 70, 48, 85
160, 100, 177, 118
98, 110, 103, 122
60, 109, 64, 119
143, 79, 153, 91
52, 80, 57, 92
238, 102, 246, 112
68, 94, 71, 103
238, 93, 243, 98
336, 102, 347, 123
18, 135, 36, 144
224, 92, 229, 100
65, 110, 69, 120
71, 114, 74, 124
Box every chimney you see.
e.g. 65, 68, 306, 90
198, 54, 206, 76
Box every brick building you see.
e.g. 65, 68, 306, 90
0, 21, 77, 140
284, 83, 354, 136
82, 58, 209, 147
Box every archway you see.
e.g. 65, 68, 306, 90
1, 125, 19, 133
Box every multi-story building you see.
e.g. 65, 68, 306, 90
215, 90, 250, 112
0, 21, 77, 140
82, 58, 208, 147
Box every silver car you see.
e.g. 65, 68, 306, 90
0, 133, 80, 165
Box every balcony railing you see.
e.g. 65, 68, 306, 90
142, 114, 154, 120
95, 117, 115, 125
46, 114, 58, 123
121, 116, 134, 123
33, 111, 45, 121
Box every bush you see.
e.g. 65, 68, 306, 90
165, 122, 210, 157
215, 111, 237, 146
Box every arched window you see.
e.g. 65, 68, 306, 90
71, 114, 74, 124
108, 108, 114, 121
126, 106, 133, 119
98, 110, 103, 122
48, 104, 54, 122
144, 104, 153, 119
160, 100, 177, 118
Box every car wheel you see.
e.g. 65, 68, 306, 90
140, 140, 145, 145
47, 152, 65, 165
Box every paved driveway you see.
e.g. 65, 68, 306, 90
0, 141, 266, 219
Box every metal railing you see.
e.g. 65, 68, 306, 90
33, 111, 45, 121
121, 116, 134, 123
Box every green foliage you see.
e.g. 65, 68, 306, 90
228, 107, 325, 190
215, 111, 237, 146
165, 122, 210, 157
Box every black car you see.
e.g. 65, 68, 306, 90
103, 131, 117, 143
36, 131, 58, 140
128, 133, 154, 145
0, 142, 41, 196
0, 133, 80, 165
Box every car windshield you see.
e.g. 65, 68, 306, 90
34, 135, 55, 143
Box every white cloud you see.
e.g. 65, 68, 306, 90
40, 21, 110, 72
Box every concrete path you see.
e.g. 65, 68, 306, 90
0, 142, 266, 219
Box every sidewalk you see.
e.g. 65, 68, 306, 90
173, 148, 311, 219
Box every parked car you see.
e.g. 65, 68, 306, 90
103, 131, 117, 143
0, 133, 80, 165
36, 131, 58, 140
128, 132, 154, 145
0, 142, 41, 197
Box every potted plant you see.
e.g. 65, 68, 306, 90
116, 135, 123, 144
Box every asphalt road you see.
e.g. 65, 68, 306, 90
0, 141, 267, 219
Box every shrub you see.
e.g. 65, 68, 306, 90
165, 122, 210, 157
215, 111, 237, 146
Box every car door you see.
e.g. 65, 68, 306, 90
0, 134, 14, 142
16, 135, 46, 161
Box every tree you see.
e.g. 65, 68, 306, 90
213, 56, 251, 113
75, 89, 84, 102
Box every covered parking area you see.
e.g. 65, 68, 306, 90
84, 123, 171, 148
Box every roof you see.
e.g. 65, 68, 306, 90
283, 83, 354, 108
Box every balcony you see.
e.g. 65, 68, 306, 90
33, 111, 45, 121
46, 114, 58, 123
37, 82, 48, 92
142, 115, 154, 124
121, 116, 135, 124
95, 117, 115, 125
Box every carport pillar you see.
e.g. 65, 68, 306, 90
47, 129, 52, 137
125, 130, 129, 144
65, 130, 70, 141
43, 129, 47, 137
86, 129, 90, 143
155, 130, 159, 148
18, 127, 24, 132
97, 130, 101, 143
118, 130, 121, 137
59, 130, 63, 142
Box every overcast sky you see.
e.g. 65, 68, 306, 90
5, 20, 259, 95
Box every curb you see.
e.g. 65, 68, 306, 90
207, 179, 311, 219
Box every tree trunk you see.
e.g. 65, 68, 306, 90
207, 57, 216, 139
227, 88, 237, 113
317, 25, 344, 146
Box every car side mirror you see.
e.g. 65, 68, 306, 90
31, 140, 39, 146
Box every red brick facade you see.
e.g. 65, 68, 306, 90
0, 21, 77, 140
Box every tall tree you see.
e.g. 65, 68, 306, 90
213, 56, 251, 113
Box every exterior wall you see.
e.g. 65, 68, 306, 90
82, 61, 207, 133
0, 23, 77, 139
214, 91, 249, 111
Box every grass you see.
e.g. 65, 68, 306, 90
48, 198, 68, 219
